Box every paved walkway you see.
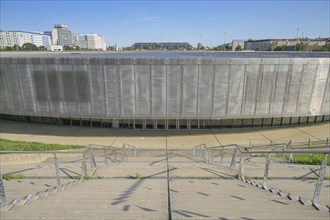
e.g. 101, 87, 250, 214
0, 120, 329, 149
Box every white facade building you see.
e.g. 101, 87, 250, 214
51, 24, 74, 47
47, 45, 63, 51
232, 40, 245, 51
87, 34, 106, 51
73, 33, 106, 51
73, 34, 88, 49
0, 31, 51, 48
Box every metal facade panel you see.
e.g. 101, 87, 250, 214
213, 65, 230, 117
136, 65, 151, 116
283, 63, 304, 113
227, 64, 245, 116
9, 64, 26, 113
89, 65, 106, 115
0, 64, 11, 113
166, 65, 182, 117
270, 64, 289, 114
320, 63, 330, 114
198, 65, 214, 116
0, 56, 329, 120
151, 65, 166, 116
242, 64, 259, 115
31, 64, 53, 114
310, 59, 329, 114
182, 65, 198, 116
296, 64, 317, 114
74, 65, 92, 116
58, 65, 78, 115
46, 65, 61, 114
120, 65, 135, 116
255, 64, 274, 115
16, 63, 35, 113
104, 65, 121, 116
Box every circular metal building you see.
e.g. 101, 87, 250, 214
0, 51, 329, 129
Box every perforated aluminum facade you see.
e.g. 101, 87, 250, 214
0, 52, 329, 122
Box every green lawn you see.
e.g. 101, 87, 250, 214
0, 139, 84, 151
286, 154, 330, 166
2, 173, 25, 180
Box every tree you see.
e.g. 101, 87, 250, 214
107, 46, 114, 51
235, 45, 242, 51
75, 46, 80, 50
13, 44, 21, 51
22, 43, 38, 51
64, 46, 75, 50
4, 46, 14, 51
320, 44, 330, 52
295, 42, 308, 51
274, 46, 284, 51
39, 46, 47, 51
143, 44, 151, 50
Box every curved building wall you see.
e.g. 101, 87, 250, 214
0, 56, 329, 123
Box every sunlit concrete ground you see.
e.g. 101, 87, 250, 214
0, 120, 329, 149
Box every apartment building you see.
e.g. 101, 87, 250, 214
0, 31, 51, 48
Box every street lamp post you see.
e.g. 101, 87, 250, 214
295, 28, 300, 51
130, 34, 133, 51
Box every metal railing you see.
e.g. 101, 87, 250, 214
236, 148, 329, 210
0, 149, 96, 209
86, 144, 121, 165
192, 139, 330, 211
123, 144, 137, 157
192, 144, 207, 160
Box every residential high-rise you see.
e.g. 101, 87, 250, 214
87, 34, 106, 51
0, 31, 51, 48
73, 33, 106, 51
73, 34, 88, 49
51, 24, 74, 47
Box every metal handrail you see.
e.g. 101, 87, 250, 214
123, 144, 137, 157
121, 145, 128, 162
200, 140, 329, 210
87, 144, 121, 164
192, 144, 207, 159
0, 147, 98, 209
197, 138, 329, 169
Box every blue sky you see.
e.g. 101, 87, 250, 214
1, 0, 329, 47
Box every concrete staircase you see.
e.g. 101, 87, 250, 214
170, 179, 329, 219
1, 179, 168, 220
1, 152, 329, 219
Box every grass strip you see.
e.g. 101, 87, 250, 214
0, 139, 84, 151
